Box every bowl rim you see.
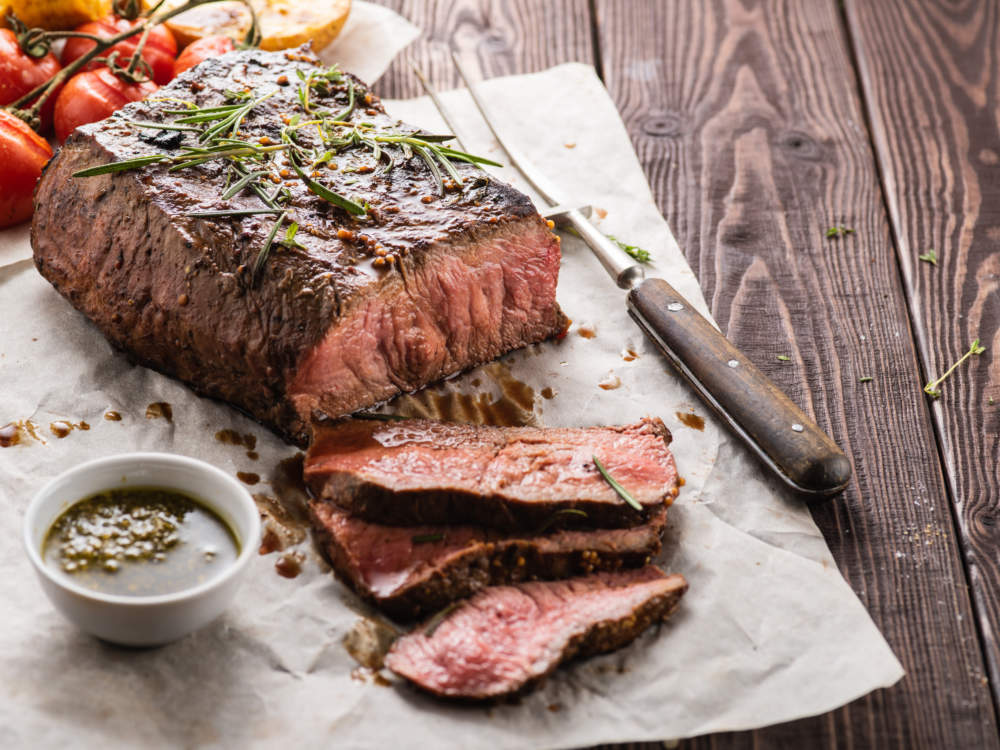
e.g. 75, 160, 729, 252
23, 451, 261, 607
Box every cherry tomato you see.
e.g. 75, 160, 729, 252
173, 35, 236, 78
54, 68, 158, 142
61, 15, 177, 86
0, 29, 63, 133
0, 109, 54, 228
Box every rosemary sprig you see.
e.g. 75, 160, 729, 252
924, 339, 986, 399
185, 208, 283, 218
532, 508, 589, 536
608, 235, 652, 263
593, 456, 642, 511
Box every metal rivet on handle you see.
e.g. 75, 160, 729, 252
727, 359, 739, 368
791, 423, 804, 432
667, 302, 684, 312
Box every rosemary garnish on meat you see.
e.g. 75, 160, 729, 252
592, 456, 643, 511
923, 339, 986, 399
73, 62, 501, 279
532, 508, 589, 536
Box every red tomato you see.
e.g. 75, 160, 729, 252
0, 109, 54, 228
0, 29, 62, 133
61, 15, 177, 86
173, 35, 236, 78
54, 68, 158, 142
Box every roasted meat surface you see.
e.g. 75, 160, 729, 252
31, 48, 565, 445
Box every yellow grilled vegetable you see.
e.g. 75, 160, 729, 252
0, 0, 110, 30
151, 0, 350, 52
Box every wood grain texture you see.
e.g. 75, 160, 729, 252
593, 0, 998, 747
371, 0, 594, 100
845, 0, 1000, 715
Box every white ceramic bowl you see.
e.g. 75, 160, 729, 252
23, 452, 260, 647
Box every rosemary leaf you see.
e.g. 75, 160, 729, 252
532, 508, 589, 536
776, 354, 791, 362
221, 169, 271, 199
186, 208, 283, 218
73, 154, 169, 176
918, 249, 938, 266
593, 456, 642, 511
252, 211, 288, 280
289, 159, 367, 216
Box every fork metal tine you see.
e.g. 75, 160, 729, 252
444, 52, 566, 206
410, 63, 469, 152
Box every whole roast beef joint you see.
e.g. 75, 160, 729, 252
31, 47, 566, 446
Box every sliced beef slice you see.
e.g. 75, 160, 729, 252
31, 48, 565, 446
309, 500, 668, 620
305, 417, 680, 530
385, 566, 688, 699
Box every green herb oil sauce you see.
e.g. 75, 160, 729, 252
43, 487, 239, 596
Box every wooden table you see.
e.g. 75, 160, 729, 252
373, 1, 1000, 747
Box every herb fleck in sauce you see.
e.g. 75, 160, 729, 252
43, 487, 239, 596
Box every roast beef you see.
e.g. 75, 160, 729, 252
309, 499, 667, 620
305, 417, 680, 529
385, 566, 687, 699
31, 47, 566, 445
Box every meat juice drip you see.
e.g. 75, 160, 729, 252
598, 372, 622, 390
49, 420, 90, 438
676, 411, 705, 431
236, 471, 260, 485
0, 422, 20, 447
275, 550, 304, 578
145, 402, 173, 421
622, 348, 639, 362
344, 618, 399, 670
253, 453, 311, 556
0, 419, 45, 447
577, 326, 597, 339
104, 411, 122, 421
392, 363, 540, 427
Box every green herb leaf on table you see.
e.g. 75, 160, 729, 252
776, 355, 790, 362
923, 339, 987, 399
859, 376, 873, 383
918, 249, 938, 266
593, 456, 642, 511
825, 226, 854, 239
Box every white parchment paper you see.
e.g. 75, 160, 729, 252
0, 55, 903, 748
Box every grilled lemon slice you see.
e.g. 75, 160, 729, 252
0, 0, 110, 30
155, 0, 351, 52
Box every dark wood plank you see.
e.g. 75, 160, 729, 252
372, 0, 594, 100
844, 0, 1000, 714
593, 0, 998, 747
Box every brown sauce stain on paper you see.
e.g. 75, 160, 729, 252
392, 363, 538, 427
622, 348, 639, 362
1, 419, 45, 447
275, 551, 304, 578
49, 420, 89, 438
145, 402, 173, 421
577, 326, 597, 339
104, 411, 122, 422
344, 618, 398, 670
598, 372, 622, 390
676, 411, 705, 431
253, 453, 311, 555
